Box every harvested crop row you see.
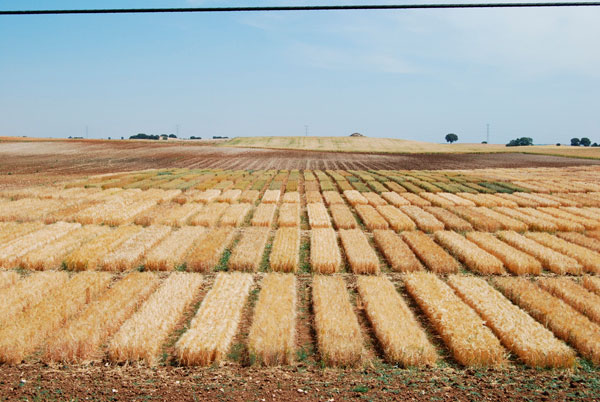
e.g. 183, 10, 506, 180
339, 229, 380, 274
358, 276, 436, 366
589, 230, 600, 241
447, 275, 574, 368
310, 228, 341, 274
64, 225, 141, 271
583, 276, 600, 295
307, 203, 332, 228
497, 231, 581, 274
494, 207, 557, 232
282, 191, 300, 204
399, 206, 444, 233
270, 227, 300, 273
109, 272, 203, 365
564, 206, 600, 221
0, 271, 69, 328
520, 208, 585, 232
453, 207, 503, 232
176, 272, 253, 365
537, 277, 600, 325
0, 271, 19, 290
0, 222, 44, 244
493, 277, 600, 365
376, 205, 415, 231
434, 231, 504, 274
240, 190, 260, 204
278, 203, 300, 227
401, 231, 459, 273
381, 191, 410, 207
219, 203, 252, 227
155, 203, 204, 227
251, 203, 277, 227
133, 204, 171, 226
145, 226, 206, 271
355, 204, 389, 231
228, 227, 270, 272
538, 208, 600, 230
437, 192, 476, 206
262, 189, 281, 204
373, 230, 423, 272
465, 232, 541, 275
248, 273, 296, 365
101, 225, 171, 271
187, 227, 235, 272
399, 193, 431, 206
191, 203, 229, 226
525, 232, 600, 273
424, 207, 473, 231
312, 276, 363, 367
419, 192, 455, 208
514, 192, 560, 207
323, 191, 344, 205
363, 192, 387, 206
43, 200, 98, 224
44, 272, 160, 363
403, 272, 506, 367
21, 225, 111, 271
305, 190, 323, 203
217, 189, 242, 203
495, 193, 539, 207
330, 204, 358, 229
344, 190, 368, 206
195, 189, 221, 203
475, 207, 528, 232
0, 222, 81, 268
0, 272, 112, 364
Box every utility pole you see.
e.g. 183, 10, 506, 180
486, 123, 490, 144
304, 125, 308, 137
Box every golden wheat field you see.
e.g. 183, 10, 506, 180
1, 164, 600, 398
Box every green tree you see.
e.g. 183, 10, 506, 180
571, 138, 580, 146
580, 137, 591, 147
445, 133, 458, 143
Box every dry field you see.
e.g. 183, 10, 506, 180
2, 159, 600, 400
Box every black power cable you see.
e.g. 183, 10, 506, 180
1, 2, 600, 16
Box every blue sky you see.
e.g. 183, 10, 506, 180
1, 0, 598, 144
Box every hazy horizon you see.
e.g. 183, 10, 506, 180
1, 0, 599, 145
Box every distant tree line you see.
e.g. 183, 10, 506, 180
506, 137, 533, 147
130, 133, 178, 140
571, 137, 598, 147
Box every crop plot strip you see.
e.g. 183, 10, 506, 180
145, 226, 206, 271
248, 273, 296, 365
583, 276, 600, 295
400, 231, 459, 273
494, 277, 600, 365
339, 229, 380, 275
355, 204, 389, 231
497, 231, 582, 275
101, 225, 171, 271
525, 232, 600, 274
176, 272, 253, 366
0, 271, 19, 290
537, 278, 600, 325
399, 206, 444, 232
307, 203, 332, 228
109, 272, 204, 365
434, 231, 504, 274
251, 203, 277, 227
187, 227, 235, 272
357, 276, 436, 366
20, 225, 111, 271
310, 228, 341, 274
190, 202, 228, 226
465, 232, 541, 275
278, 203, 300, 227
0, 272, 112, 364
423, 207, 473, 231
447, 276, 574, 368
556, 232, 600, 253
403, 272, 506, 367
312, 276, 363, 367
0, 222, 81, 268
228, 227, 270, 272
44, 272, 160, 362
373, 230, 423, 272
270, 227, 300, 273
